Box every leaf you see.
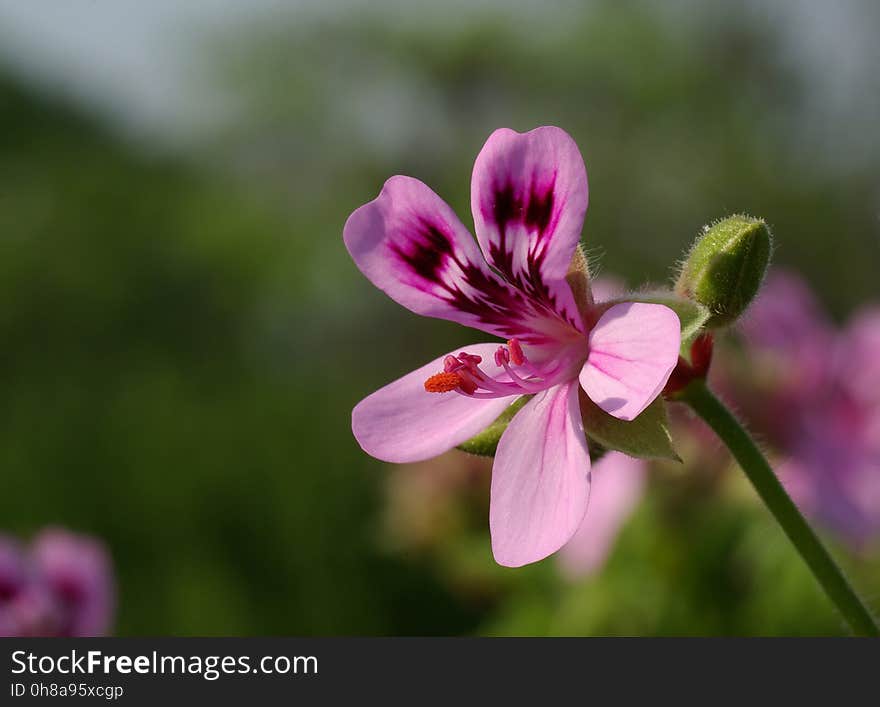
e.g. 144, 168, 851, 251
456, 396, 530, 457
580, 391, 680, 461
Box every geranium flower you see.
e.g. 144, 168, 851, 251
0, 528, 114, 637
344, 127, 680, 566
733, 269, 880, 546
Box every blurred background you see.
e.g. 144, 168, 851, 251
0, 0, 878, 635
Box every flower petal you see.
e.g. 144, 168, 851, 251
352, 343, 517, 464
31, 529, 115, 636
490, 381, 591, 567
557, 452, 646, 579
471, 126, 588, 332
344, 176, 574, 346
580, 302, 680, 421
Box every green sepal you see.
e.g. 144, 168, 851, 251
456, 396, 530, 457
580, 391, 680, 462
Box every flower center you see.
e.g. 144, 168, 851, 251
423, 339, 562, 399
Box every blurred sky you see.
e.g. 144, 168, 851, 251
0, 0, 877, 170
0, 0, 562, 144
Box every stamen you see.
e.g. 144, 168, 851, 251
500, 359, 549, 393
458, 352, 483, 369
425, 344, 555, 399
455, 374, 478, 395
443, 355, 461, 372
507, 338, 525, 366
424, 371, 463, 393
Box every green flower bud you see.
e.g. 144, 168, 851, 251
675, 215, 772, 328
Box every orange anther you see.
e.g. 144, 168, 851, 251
424, 371, 463, 393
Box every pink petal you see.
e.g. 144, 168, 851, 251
31, 529, 115, 637
580, 302, 680, 421
557, 452, 646, 579
471, 126, 588, 332
838, 306, 880, 408
344, 176, 572, 346
739, 268, 833, 396
352, 343, 517, 464
490, 381, 591, 567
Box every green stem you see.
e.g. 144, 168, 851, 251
679, 378, 879, 636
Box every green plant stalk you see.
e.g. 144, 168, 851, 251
679, 378, 879, 636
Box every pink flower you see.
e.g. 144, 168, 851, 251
734, 269, 880, 545
344, 127, 680, 567
0, 528, 115, 637
837, 307, 880, 413
738, 268, 834, 403
557, 452, 646, 579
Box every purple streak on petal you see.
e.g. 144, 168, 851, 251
352, 343, 518, 464
580, 302, 681, 421
471, 127, 589, 333
344, 175, 580, 346
557, 452, 646, 579
490, 381, 591, 567
31, 529, 115, 637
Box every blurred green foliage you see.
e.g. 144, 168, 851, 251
1, 2, 877, 634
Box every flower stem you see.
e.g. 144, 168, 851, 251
679, 378, 879, 636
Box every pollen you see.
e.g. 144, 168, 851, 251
424, 371, 463, 393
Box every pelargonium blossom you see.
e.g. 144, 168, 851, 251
0, 528, 115, 637
344, 127, 680, 566
734, 269, 880, 545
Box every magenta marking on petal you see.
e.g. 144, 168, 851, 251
525, 179, 556, 233
490, 181, 518, 236
471, 128, 589, 334
386, 215, 577, 346
486, 174, 559, 243
345, 162, 585, 346
480, 172, 583, 333
387, 218, 455, 285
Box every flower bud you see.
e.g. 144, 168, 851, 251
675, 215, 772, 327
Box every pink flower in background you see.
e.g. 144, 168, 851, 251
837, 307, 880, 413
557, 452, 646, 579
344, 126, 680, 566
736, 269, 880, 545
0, 528, 115, 637
738, 268, 834, 404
